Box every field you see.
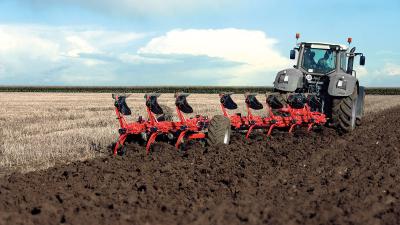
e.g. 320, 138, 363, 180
1, 93, 400, 225
1, 92, 400, 175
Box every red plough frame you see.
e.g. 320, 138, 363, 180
219, 93, 326, 138
113, 93, 209, 155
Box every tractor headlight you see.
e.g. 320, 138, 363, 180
337, 79, 347, 90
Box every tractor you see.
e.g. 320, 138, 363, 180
267, 34, 366, 133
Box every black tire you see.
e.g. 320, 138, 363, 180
331, 86, 358, 133
157, 104, 174, 121
207, 115, 231, 146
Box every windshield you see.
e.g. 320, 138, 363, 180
301, 47, 336, 74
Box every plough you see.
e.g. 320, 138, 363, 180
219, 92, 327, 138
112, 93, 230, 156
112, 92, 326, 156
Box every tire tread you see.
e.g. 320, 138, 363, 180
207, 115, 231, 146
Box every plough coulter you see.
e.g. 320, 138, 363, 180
112, 93, 231, 155
219, 93, 327, 138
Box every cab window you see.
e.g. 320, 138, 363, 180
302, 47, 336, 74
340, 52, 347, 71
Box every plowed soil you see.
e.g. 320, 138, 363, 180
1, 106, 400, 225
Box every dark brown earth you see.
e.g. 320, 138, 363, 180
1, 107, 400, 225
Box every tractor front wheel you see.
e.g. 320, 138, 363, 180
207, 115, 231, 146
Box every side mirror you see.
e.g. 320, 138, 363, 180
360, 55, 366, 66
290, 50, 296, 60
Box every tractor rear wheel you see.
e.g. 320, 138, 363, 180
331, 87, 358, 133
157, 105, 174, 121
207, 115, 231, 146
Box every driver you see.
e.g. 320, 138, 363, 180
303, 49, 316, 69
317, 50, 332, 72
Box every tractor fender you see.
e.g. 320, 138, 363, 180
328, 73, 358, 97
273, 68, 303, 92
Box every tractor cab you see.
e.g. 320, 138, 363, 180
294, 43, 343, 74
290, 38, 365, 77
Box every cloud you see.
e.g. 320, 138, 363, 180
0, 25, 60, 60
64, 36, 98, 58
139, 28, 291, 84
0, 24, 144, 59
383, 63, 400, 76
0, 24, 146, 84
139, 29, 289, 68
20, 0, 233, 16
118, 53, 180, 65
0, 25, 290, 85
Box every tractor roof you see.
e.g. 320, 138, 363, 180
300, 42, 348, 51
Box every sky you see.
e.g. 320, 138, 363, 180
0, 0, 399, 86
